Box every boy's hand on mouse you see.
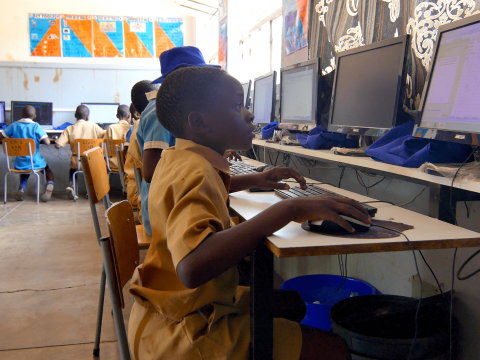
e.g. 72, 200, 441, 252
255, 166, 307, 190
287, 195, 371, 232
224, 150, 242, 161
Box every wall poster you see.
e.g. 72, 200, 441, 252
93, 16, 124, 57
155, 18, 184, 58
284, 0, 308, 56
62, 15, 93, 57
29, 14, 61, 57
124, 17, 154, 58
219, 16, 227, 70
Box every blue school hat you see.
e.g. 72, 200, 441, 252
151, 46, 221, 85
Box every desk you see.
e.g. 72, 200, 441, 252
228, 158, 480, 359
252, 139, 480, 224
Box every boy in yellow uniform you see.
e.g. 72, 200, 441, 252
129, 67, 369, 359
55, 105, 105, 199
104, 104, 132, 170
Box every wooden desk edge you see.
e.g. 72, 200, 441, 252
265, 237, 480, 258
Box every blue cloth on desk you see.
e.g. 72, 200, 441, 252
365, 121, 473, 168
297, 126, 358, 150
261, 122, 278, 140
53, 122, 74, 130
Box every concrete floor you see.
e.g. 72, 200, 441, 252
0, 192, 139, 359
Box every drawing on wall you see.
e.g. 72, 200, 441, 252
219, 16, 227, 70
124, 17, 154, 58
61, 15, 93, 57
93, 16, 124, 57
284, 0, 308, 56
155, 18, 184, 58
29, 14, 61, 57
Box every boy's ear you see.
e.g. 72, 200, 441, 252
32, 114, 37, 120
187, 111, 209, 134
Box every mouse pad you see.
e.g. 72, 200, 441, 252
301, 219, 414, 239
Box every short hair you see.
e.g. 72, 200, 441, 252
117, 104, 130, 119
130, 103, 139, 119
131, 80, 159, 114
75, 105, 89, 120
155, 67, 228, 138
21, 105, 36, 119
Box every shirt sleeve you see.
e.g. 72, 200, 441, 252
95, 125, 106, 138
35, 124, 48, 142
125, 126, 133, 144
55, 126, 71, 147
1, 124, 14, 138
144, 120, 174, 150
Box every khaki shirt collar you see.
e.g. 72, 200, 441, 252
146, 90, 158, 101
118, 120, 130, 125
18, 118, 34, 123
175, 139, 231, 174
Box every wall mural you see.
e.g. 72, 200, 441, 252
308, 0, 480, 110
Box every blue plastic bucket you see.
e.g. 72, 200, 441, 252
280, 274, 379, 331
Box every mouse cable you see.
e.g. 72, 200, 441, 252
338, 165, 346, 188
335, 254, 348, 292
251, 145, 258, 162
355, 170, 386, 195
372, 224, 422, 360
363, 200, 395, 205
363, 187, 428, 208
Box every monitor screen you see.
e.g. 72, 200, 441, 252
328, 35, 410, 134
418, 19, 480, 136
253, 72, 276, 125
280, 59, 319, 127
241, 80, 251, 109
81, 103, 119, 124
0, 102, 5, 125
11, 101, 53, 125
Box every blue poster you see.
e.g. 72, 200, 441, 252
157, 18, 183, 47
29, 14, 61, 57
93, 16, 124, 57
61, 15, 93, 58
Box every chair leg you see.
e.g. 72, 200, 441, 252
93, 266, 107, 356
34, 172, 40, 204
73, 172, 78, 202
4, 173, 8, 204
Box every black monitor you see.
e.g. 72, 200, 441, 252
81, 103, 119, 125
253, 72, 277, 125
414, 13, 480, 145
279, 58, 322, 131
241, 80, 252, 109
0, 102, 5, 125
328, 35, 411, 136
11, 101, 53, 125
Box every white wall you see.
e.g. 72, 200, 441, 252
0, 0, 196, 65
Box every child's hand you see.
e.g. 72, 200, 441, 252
287, 195, 371, 232
255, 166, 306, 190
224, 150, 242, 161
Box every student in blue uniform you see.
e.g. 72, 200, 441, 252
0, 105, 55, 202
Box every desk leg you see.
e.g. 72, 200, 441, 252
429, 185, 456, 224
250, 242, 274, 360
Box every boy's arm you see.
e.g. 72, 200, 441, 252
143, 148, 163, 183
55, 127, 71, 149
177, 196, 370, 289
229, 166, 307, 193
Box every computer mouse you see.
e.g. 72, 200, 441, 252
308, 214, 370, 233
255, 164, 270, 172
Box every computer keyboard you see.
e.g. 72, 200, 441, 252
275, 185, 377, 217
229, 161, 258, 175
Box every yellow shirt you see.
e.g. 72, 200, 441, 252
128, 139, 302, 360
124, 119, 140, 209
104, 120, 131, 169
56, 120, 105, 169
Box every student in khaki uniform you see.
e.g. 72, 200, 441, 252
104, 104, 132, 170
128, 67, 370, 359
55, 105, 105, 199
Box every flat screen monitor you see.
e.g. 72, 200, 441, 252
11, 101, 53, 125
280, 58, 321, 130
0, 102, 5, 125
328, 35, 410, 136
81, 103, 119, 124
241, 80, 252, 109
253, 72, 277, 125
414, 13, 480, 145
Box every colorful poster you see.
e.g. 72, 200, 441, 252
284, 0, 308, 56
124, 17, 154, 58
93, 16, 124, 57
155, 18, 184, 58
62, 15, 93, 57
219, 17, 227, 70
29, 14, 61, 57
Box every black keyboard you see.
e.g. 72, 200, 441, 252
275, 185, 377, 217
229, 161, 258, 175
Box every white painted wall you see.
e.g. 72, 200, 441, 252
0, 0, 196, 65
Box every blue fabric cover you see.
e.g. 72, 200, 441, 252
365, 121, 472, 168
297, 126, 358, 150
261, 122, 278, 140
53, 122, 74, 130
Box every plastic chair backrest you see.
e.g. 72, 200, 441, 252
105, 200, 140, 308
82, 147, 110, 204
3, 138, 36, 157
105, 139, 124, 158
133, 158, 144, 180
72, 139, 104, 157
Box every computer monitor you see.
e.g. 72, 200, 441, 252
241, 80, 252, 109
0, 102, 5, 125
279, 58, 322, 131
11, 101, 53, 125
253, 72, 277, 125
81, 103, 119, 125
327, 35, 411, 136
414, 13, 480, 145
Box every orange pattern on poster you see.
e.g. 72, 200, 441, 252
297, 0, 308, 37
64, 18, 93, 55
155, 22, 175, 58
124, 19, 153, 58
31, 20, 61, 57
93, 19, 122, 58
